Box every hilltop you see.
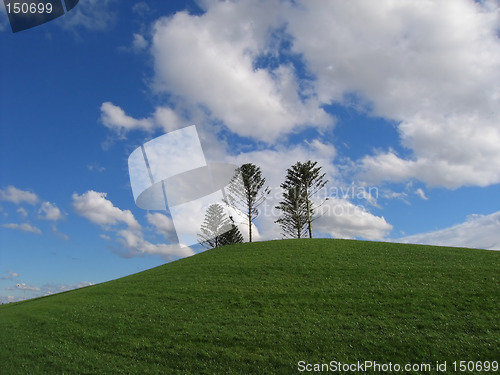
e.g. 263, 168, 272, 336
0, 239, 498, 374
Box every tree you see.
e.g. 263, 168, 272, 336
275, 161, 328, 239
275, 186, 309, 239
197, 203, 232, 249
219, 224, 244, 246
225, 163, 270, 242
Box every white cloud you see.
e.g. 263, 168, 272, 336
153, 106, 189, 133
116, 228, 195, 259
1, 223, 42, 234
72, 190, 141, 230
314, 198, 393, 240
95, 0, 500, 199
398, 211, 500, 250
142, 0, 500, 188
415, 188, 428, 201
150, 2, 332, 143
146, 212, 176, 241
17, 207, 28, 218
0, 186, 39, 205
38, 201, 64, 221
119, 33, 149, 54
100, 103, 191, 138
285, 0, 500, 188
358, 117, 500, 188
73, 190, 194, 259
100, 102, 154, 137
132, 33, 148, 51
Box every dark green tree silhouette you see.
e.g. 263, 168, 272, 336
275, 186, 309, 239
275, 161, 328, 239
219, 224, 244, 247
225, 163, 270, 242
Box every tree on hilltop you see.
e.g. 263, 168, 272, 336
275, 160, 328, 239
224, 163, 270, 242
198, 203, 243, 249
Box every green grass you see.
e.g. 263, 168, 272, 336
1, 239, 499, 374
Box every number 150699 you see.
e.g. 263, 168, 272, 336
5, 2, 53, 14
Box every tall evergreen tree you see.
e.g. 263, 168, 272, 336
275, 161, 328, 239
219, 224, 244, 247
197, 203, 232, 249
225, 163, 270, 242
275, 186, 309, 239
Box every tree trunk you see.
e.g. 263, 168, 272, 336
248, 201, 252, 242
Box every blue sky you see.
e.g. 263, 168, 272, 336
1, 0, 500, 302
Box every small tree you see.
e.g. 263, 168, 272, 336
225, 163, 270, 242
219, 224, 244, 246
275, 161, 328, 239
197, 203, 232, 249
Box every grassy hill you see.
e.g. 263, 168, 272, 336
0, 239, 499, 374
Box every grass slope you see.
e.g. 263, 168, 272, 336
0, 239, 499, 374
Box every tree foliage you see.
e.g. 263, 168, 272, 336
198, 203, 244, 249
219, 224, 244, 247
225, 163, 270, 242
275, 186, 309, 239
275, 161, 328, 239
197, 203, 232, 249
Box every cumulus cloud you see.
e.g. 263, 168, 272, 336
16, 207, 28, 218
1, 223, 42, 234
139, 0, 500, 188
72, 191, 140, 230
0, 186, 39, 205
415, 188, 428, 201
314, 198, 393, 240
287, 0, 500, 188
115, 228, 194, 259
398, 211, 500, 250
38, 201, 64, 221
150, 2, 332, 143
100, 102, 154, 137
146, 212, 176, 241
73, 190, 194, 259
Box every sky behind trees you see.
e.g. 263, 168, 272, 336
1, 0, 500, 302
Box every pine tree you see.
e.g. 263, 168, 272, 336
219, 224, 244, 246
197, 203, 232, 249
275, 161, 328, 239
275, 186, 309, 239
225, 163, 270, 242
